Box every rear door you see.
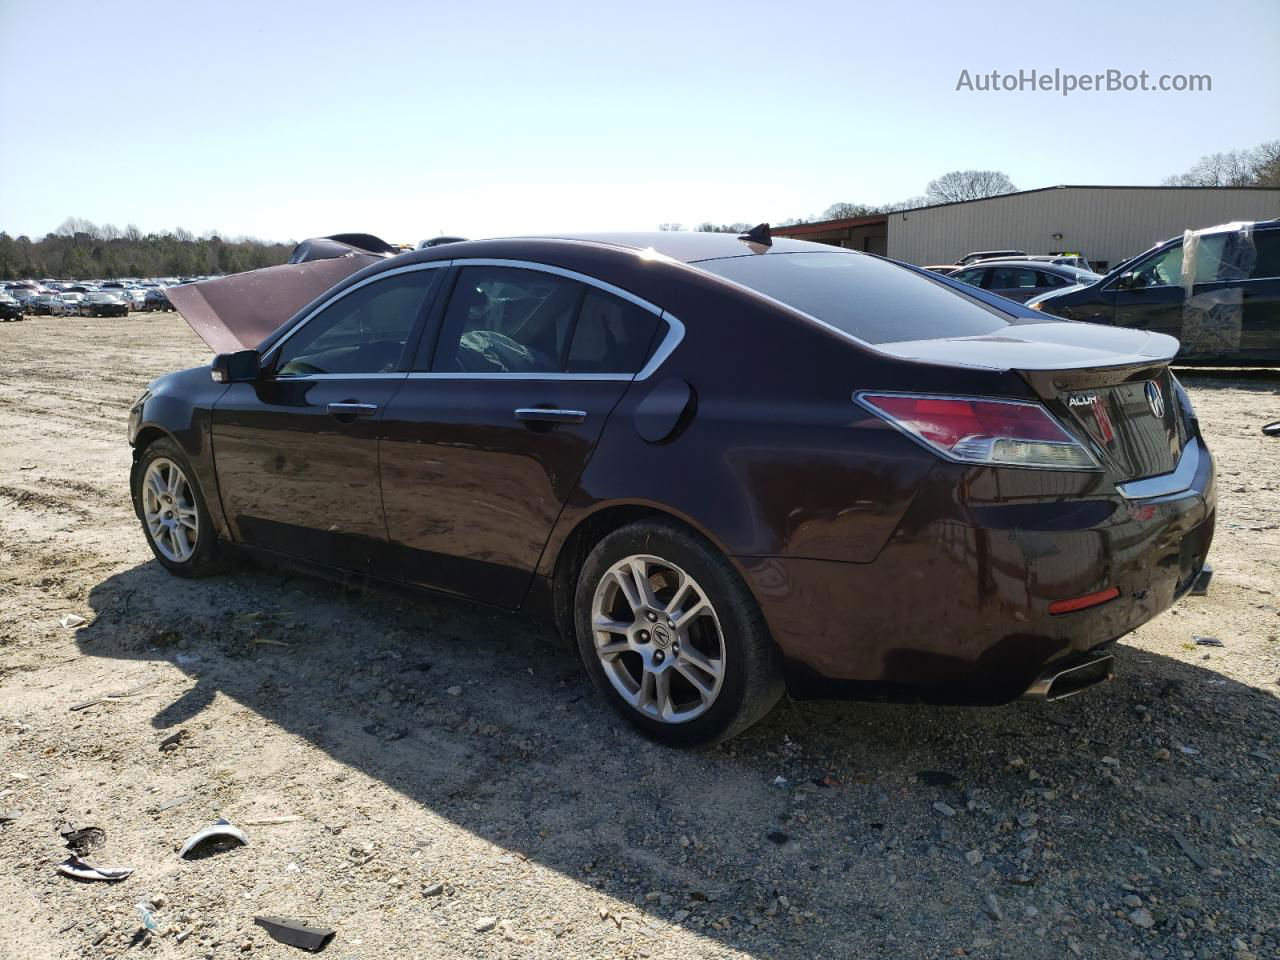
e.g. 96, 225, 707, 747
378, 262, 667, 607
211, 264, 446, 574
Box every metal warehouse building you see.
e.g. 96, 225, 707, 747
773, 185, 1280, 272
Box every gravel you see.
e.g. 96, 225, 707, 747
0, 315, 1277, 959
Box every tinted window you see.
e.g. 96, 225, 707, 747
433, 267, 581, 373
1041, 272, 1067, 288
1251, 230, 1280, 279
566, 289, 661, 373
699, 251, 1012, 344
953, 268, 986, 287
276, 269, 441, 376
989, 267, 1039, 290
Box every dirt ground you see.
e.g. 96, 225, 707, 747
1, 311, 1278, 960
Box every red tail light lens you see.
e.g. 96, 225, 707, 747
856, 392, 1099, 470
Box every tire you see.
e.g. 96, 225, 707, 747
574, 519, 783, 747
131, 437, 230, 577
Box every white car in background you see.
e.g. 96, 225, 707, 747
54, 292, 87, 316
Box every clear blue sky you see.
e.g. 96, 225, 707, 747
1, 0, 1277, 243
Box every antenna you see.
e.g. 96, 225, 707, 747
738, 223, 772, 247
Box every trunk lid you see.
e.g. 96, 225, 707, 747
872, 321, 1185, 482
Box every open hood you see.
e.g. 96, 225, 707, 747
167, 234, 397, 353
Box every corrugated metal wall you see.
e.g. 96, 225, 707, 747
886, 187, 1280, 268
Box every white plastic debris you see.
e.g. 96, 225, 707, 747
59, 614, 87, 629
179, 818, 249, 859
56, 856, 133, 882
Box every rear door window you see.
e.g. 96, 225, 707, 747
1250, 230, 1280, 279
432, 267, 582, 374
989, 267, 1039, 290
566, 289, 662, 373
697, 251, 1013, 344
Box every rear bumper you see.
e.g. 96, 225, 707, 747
740, 447, 1216, 704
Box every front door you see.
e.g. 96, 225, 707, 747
211, 265, 445, 574
379, 263, 665, 607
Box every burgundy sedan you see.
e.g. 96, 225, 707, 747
128, 230, 1215, 746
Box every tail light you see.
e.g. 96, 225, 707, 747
856, 392, 1098, 470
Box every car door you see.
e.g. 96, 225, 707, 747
211, 264, 446, 575
1111, 241, 1187, 338
378, 261, 668, 607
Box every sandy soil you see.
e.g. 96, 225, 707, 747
1, 312, 1278, 960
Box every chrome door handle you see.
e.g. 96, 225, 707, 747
514, 407, 587, 424
327, 402, 379, 418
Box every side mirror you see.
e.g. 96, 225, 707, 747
211, 349, 261, 384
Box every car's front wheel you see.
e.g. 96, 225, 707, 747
131, 438, 229, 577
574, 519, 783, 747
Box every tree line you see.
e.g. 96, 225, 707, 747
0, 218, 294, 281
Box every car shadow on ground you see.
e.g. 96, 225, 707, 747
75, 556, 1279, 957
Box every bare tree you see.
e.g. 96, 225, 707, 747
656, 223, 686, 232
822, 202, 877, 220
925, 170, 1018, 204
1162, 139, 1280, 188
694, 222, 754, 234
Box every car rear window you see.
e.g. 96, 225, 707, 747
697, 251, 1012, 344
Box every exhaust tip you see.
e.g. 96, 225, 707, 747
1023, 653, 1115, 701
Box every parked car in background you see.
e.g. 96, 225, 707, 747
143, 288, 173, 311
952, 260, 1103, 303
954, 249, 1025, 266
82, 292, 130, 317
54, 293, 87, 316
123, 288, 149, 311
1028, 220, 1280, 365
1013, 254, 1095, 272
923, 264, 961, 276
25, 293, 64, 315
0, 292, 23, 321
131, 230, 1214, 746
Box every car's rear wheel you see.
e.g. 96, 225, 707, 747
131, 438, 229, 577
574, 519, 783, 747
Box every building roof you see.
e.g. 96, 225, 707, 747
772, 183, 1280, 237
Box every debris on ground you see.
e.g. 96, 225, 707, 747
55, 857, 133, 882
68, 680, 159, 712
253, 915, 335, 952
1193, 635, 1225, 647
135, 901, 163, 934
1190, 562, 1213, 595
158, 729, 191, 752
58, 613, 87, 629
59, 823, 106, 856
241, 815, 303, 826
178, 818, 249, 859
0, 810, 21, 824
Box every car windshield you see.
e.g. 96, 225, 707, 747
697, 251, 1014, 344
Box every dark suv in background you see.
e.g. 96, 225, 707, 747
1028, 220, 1280, 365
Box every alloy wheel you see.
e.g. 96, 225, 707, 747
590, 554, 726, 723
141, 457, 199, 563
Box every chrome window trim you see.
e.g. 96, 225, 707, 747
267, 372, 408, 382
264, 260, 453, 372
423, 257, 685, 382
1115, 436, 1203, 500
407, 372, 631, 382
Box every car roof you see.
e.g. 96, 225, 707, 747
428, 231, 847, 265
959, 259, 1091, 273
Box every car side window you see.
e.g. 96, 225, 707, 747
276, 270, 441, 377
1040, 272, 1067, 288
954, 268, 985, 287
1250, 230, 1280, 279
566, 289, 662, 373
432, 267, 583, 374
990, 267, 1038, 290
1129, 244, 1185, 288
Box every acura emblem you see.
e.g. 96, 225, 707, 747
1145, 381, 1165, 419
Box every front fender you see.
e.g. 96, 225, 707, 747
129, 365, 231, 540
